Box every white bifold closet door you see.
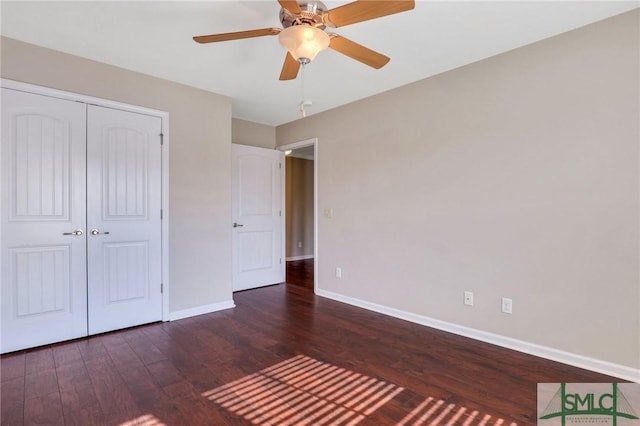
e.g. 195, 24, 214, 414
1, 89, 88, 352
86, 105, 162, 335
1, 89, 162, 353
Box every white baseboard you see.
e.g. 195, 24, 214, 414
168, 299, 235, 321
316, 289, 640, 383
286, 255, 315, 261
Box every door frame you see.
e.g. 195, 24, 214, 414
0, 78, 171, 321
277, 138, 318, 292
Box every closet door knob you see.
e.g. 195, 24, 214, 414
233, 222, 244, 228
90, 229, 110, 236
63, 229, 84, 236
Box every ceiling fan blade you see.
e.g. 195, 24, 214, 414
329, 35, 390, 69
278, 0, 302, 15
324, 0, 415, 28
280, 52, 301, 80
193, 28, 281, 44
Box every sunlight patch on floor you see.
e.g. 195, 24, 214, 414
397, 397, 518, 426
118, 414, 166, 426
202, 354, 519, 425
202, 354, 404, 425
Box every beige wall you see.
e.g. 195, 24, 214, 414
232, 118, 276, 149
1, 36, 234, 313
285, 157, 314, 259
277, 11, 640, 369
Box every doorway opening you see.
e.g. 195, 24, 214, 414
278, 138, 318, 292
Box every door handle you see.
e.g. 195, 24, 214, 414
63, 229, 84, 236
90, 229, 110, 236
233, 222, 244, 228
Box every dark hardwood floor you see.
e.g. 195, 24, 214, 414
1, 275, 615, 425
286, 259, 314, 289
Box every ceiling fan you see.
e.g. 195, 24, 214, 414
193, 0, 415, 80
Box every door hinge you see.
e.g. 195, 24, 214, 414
279, 210, 282, 217
160, 133, 164, 145
161, 283, 164, 293
279, 162, 282, 169
280, 258, 282, 264
160, 209, 163, 219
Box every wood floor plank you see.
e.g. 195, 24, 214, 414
24, 347, 55, 376
1, 376, 25, 425
102, 337, 143, 369
24, 391, 65, 425
51, 343, 83, 368
173, 392, 240, 425
58, 403, 105, 426
159, 352, 222, 394
56, 363, 100, 415
1, 279, 621, 425
24, 368, 59, 400
76, 338, 109, 366
145, 359, 186, 389
118, 365, 165, 409
120, 327, 167, 366
82, 355, 142, 424
1, 352, 25, 383
161, 379, 197, 399
57, 365, 106, 426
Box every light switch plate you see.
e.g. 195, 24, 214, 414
502, 297, 513, 314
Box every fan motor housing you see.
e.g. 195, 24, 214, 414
280, 1, 328, 29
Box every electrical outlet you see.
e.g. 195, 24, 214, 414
335, 267, 342, 278
464, 291, 474, 306
324, 208, 333, 218
501, 297, 513, 314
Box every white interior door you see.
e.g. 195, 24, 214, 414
232, 144, 285, 291
1, 88, 88, 352
86, 105, 162, 334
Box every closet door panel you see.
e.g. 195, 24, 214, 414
86, 105, 162, 334
1, 88, 88, 353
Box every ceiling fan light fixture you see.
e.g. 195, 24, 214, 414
278, 25, 330, 63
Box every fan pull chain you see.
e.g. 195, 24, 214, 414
300, 62, 307, 118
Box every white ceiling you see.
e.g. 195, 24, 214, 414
2, 1, 638, 126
